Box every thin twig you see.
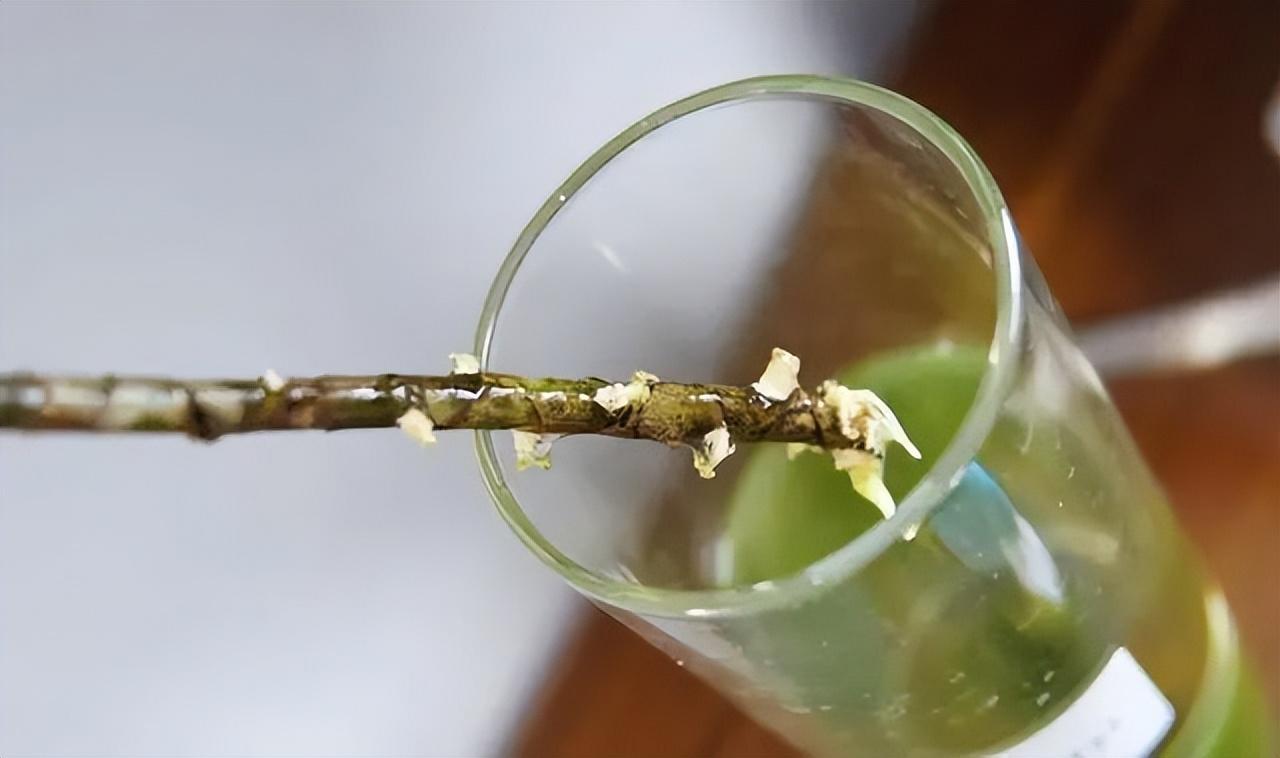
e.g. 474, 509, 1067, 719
0, 370, 874, 451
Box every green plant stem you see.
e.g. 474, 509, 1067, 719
0, 371, 872, 451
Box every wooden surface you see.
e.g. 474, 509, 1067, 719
511, 1, 1280, 755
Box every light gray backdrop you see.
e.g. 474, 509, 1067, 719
0, 3, 921, 755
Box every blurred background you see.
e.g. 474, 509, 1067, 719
0, 1, 1275, 756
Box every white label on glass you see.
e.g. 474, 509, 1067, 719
989, 648, 1174, 758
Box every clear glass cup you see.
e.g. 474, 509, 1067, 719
472, 76, 1272, 756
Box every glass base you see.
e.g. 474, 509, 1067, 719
1162, 591, 1274, 757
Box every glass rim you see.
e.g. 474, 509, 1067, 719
472, 74, 1024, 620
